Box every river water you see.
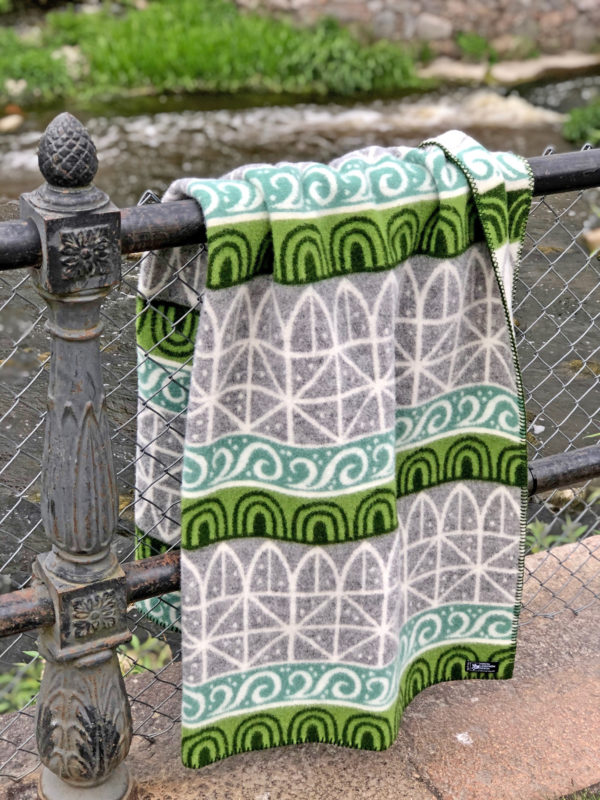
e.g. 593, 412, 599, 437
1, 76, 599, 206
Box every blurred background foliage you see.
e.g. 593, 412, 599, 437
0, 0, 426, 106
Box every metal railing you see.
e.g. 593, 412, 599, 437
0, 112, 598, 796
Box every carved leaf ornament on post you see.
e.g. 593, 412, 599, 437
37, 655, 131, 786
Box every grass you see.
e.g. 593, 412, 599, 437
526, 487, 600, 553
455, 31, 498, 64
0, 635, 172, 714
526, 516, 598, 554
0, 0, 428, 107
564, 99, 600, 146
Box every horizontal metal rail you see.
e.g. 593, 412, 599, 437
0, 444, 597, 640
527, 443, 600, 495
1, 149, 599, 272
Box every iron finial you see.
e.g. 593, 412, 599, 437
38, 112, 98, 189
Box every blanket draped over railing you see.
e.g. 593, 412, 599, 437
135, 131, 532, 767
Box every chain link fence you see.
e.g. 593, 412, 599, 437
0, 173, 598, 783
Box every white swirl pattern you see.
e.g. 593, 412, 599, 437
181, 598, 515, 725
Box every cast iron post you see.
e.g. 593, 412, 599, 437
20, 113, 133, 800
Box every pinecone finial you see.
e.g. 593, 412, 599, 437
38, 113, 98, 189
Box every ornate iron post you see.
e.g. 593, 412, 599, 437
20, 113, 133, 800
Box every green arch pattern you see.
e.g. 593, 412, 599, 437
386, 207, 424, 262
232, 714, 284, 753
420, 202, 470, 258
278, 224, 328, 283
183, 499, 228, 549
507, 191, 531, 243
232, 491, 287, 539
476, 187, 510, 252
206, 228, 253, 288
396, 434, 526, 498
182, 726, 229, 769
181, 641, 516, 767
181, 481, 398, 549
287, 708, 339, 743
353, 489, 397, 538
134, 528, 171, 561
291, 502, 350, 544
329, 216, 389, 274
136, 298, 199, 362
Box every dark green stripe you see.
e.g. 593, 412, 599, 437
396, 433, 527, 497
136, 297, 200, 363
181, 483, 398, 550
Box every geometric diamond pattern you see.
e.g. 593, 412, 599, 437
183, 482, 521, 682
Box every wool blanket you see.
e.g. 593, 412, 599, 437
135, 131, 532, 768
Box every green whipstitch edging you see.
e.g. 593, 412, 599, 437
181, 640, 515, 767
421, 137, 533, 651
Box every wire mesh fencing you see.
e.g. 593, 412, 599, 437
0, 177, 598, 783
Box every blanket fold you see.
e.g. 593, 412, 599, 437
135, 131, 532, 767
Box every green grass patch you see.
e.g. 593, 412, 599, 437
0, 636, 172, 715
0, 0, 427, 107
455, 31, 497, 64
564, 99, 600, 146
526, 488, 600, 554
526, 516, 596, 554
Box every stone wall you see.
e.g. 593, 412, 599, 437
233, 0, 600, 55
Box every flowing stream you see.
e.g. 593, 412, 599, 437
1, 76, 599, 206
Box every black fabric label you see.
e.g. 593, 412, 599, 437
465, 660, 499, 674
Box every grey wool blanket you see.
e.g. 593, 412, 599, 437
135, 131, 532, 767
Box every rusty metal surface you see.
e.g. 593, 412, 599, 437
528, 148, 600, 195
120, 199, 206, 255
528, 443, 600, 495
0, 581, 54, 637
124, 551, 180, 604
0, 218, 41, 270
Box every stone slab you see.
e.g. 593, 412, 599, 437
418, 52, 600, 86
